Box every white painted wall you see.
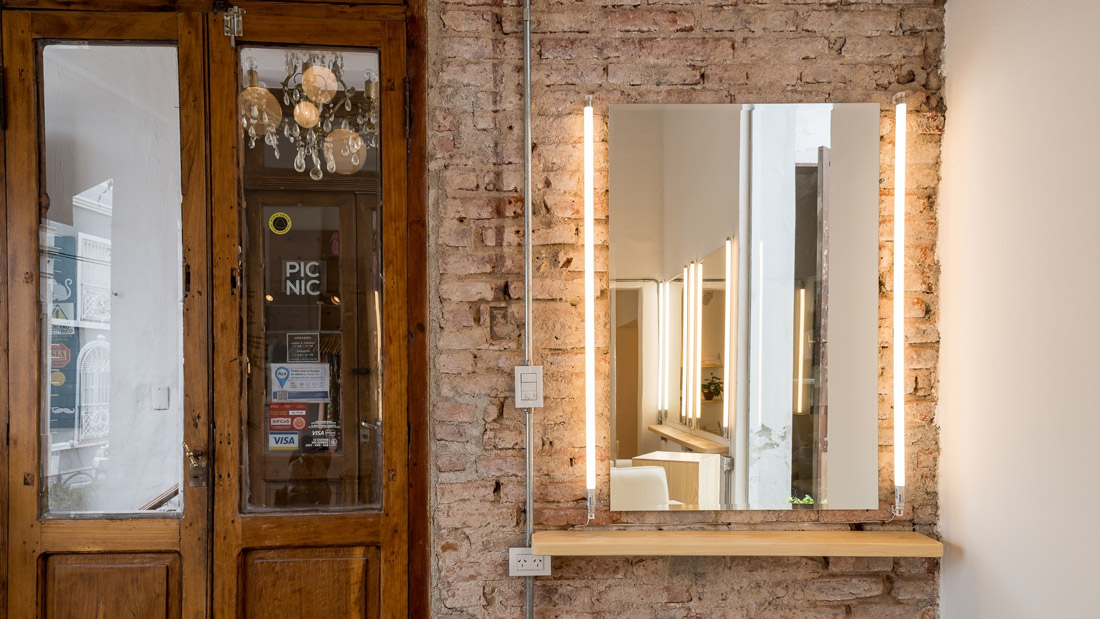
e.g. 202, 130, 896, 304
940, 1, 1100, 616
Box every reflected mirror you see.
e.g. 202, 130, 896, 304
609, 103, 880, 510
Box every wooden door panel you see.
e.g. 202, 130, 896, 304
2, 10, 209, 619
27, 10, 177, 39
45, 553, 181, 619
242, 547, 379, 619
239, 513, 381, 548
39, 520, 178, 553
210, 12, 408, 618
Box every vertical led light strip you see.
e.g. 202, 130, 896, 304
680, 266, 689, 424
796, 287, 806, 414
583, 97, 596, 517
694, 263, 703, 423
893, 94, 907, 514
722, 239, 733, 432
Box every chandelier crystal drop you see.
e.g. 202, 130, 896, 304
239, 52, 379, 180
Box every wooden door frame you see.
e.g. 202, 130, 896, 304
405, 0, 430, 614
1, 9, 211, 618
0, 10, 9, 617
0, 1, 429, 615
207, 6, 423, 618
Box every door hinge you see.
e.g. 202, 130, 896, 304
220, 4, 245, 48
404, 75, 411, 140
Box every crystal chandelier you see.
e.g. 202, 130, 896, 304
240, 52, 379, 181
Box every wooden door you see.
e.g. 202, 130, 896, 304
2, 10, 211, 619
208, 7, 408, 618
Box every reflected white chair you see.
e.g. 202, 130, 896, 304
610, 465, 673, 511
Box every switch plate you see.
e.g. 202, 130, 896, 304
152, 386, 170, 411
513, 366, 544, 408
509, 547, 551, 577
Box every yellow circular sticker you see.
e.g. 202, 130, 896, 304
50, 371, 66, 387
268, 212, 292, 235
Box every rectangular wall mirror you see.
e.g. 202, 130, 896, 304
608, 103, 880, 511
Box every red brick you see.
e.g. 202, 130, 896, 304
427, 0, 946, 614
800, 576, 886, 601
608, 9, 695, 33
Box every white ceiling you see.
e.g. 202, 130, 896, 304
241, 47, 380, 88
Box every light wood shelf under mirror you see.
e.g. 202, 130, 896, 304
648, 424, 727, 454
531, 530, 943, 558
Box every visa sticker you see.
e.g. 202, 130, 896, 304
268, 432, 299, 451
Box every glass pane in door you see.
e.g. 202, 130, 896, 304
239, 47, 383, 510
40, 44, 184, 514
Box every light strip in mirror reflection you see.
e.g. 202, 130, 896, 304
658, 281, 670, 415
723, 239, 733, 432
756, 241, 765, 428
796, 286, 807, 414
681, 266, 689, 423
686, 263, 697, 423
695, 263, 703, 423
656, 283, 663, 415
677, 261, 708, 426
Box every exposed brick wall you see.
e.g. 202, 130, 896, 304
426, 0, 944, 616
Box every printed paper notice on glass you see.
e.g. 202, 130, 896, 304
286, 332, 321, 362
269, 363, 330, 403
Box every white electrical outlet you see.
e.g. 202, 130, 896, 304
509, 547, 551, 577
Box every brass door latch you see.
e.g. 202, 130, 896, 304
183, 443, 208, 488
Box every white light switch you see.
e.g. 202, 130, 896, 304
514, 366, 544, 408
152, 386, 170, 411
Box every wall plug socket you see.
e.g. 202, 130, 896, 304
509, 547, 552, 577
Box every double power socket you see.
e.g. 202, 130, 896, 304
509, 547, 552, 577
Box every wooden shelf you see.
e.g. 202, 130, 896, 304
531, 530, 943, 558
648, 425, 727, 454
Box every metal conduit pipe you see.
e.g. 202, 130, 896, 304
522, 0, 535, 616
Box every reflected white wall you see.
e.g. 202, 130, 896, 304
43, 45, 183, 512
747, 107, 796, 509
825, 104, 880, 509
608, 108, 663, 282
660, 106, 740, 282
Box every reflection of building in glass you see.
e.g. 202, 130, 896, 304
45, 180, 113, 490
76, 338, 111, 440
77, 233, 112, 324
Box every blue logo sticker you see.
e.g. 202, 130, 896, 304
275, 366, 290, 388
